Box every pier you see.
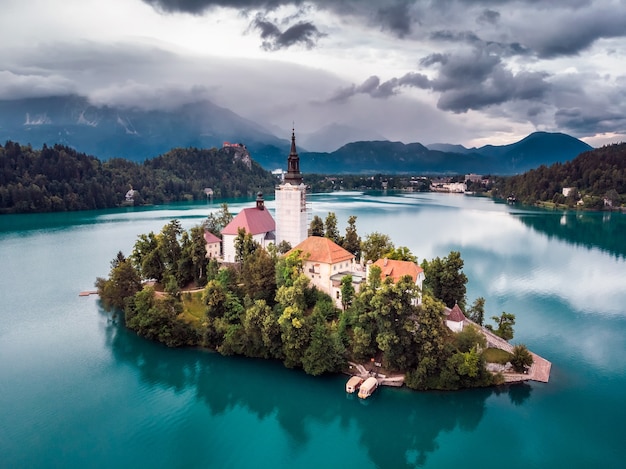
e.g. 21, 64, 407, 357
78, 290, 98, 297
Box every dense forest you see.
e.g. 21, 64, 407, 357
0, 141, 278, 214
96, 214, 530, 391
492, 143, 626, 208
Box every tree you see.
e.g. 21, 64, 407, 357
342, 215, 361, 258
421, 251, 468, 309
454, 324, 487, 353
276, 240, 292, 254
158, 220, 183, 282
467, 297, 486, 326
340, 275, 355, 311
95, 253, 142, 311
511, 344, 533, 372
302, 314, 345, 376
204, 203, 233, 236
361, 232, 394, 262
240, 247, 276, 304
487, 312, 516, 340
309, 215, 324, 237
234, 228, 259, 263
405, 296, 451, 390
131, 232, 161, 281
384, 246, 417, 263
324, 212, 341, 244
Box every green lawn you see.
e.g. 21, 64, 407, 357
483, 348, 512, 364
180, 292, 205, 324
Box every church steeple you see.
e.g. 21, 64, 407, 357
284, 128, 303, 185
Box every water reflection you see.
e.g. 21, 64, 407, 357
515, 210, 626, 259
103, 307, 532, 468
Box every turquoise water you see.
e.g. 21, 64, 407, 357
1, 192, 625, 468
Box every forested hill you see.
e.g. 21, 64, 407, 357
492, 143, 626, 208
0, 141, 278, 214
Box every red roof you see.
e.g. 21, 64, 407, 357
447, 304, 466, 322
204, 231, 221, 244
372, 258, 424, 283
288, 236, 354, 264
222, 207, 275, 236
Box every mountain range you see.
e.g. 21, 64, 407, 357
0, 95, 592, 175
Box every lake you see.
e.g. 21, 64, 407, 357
1, 192, 625, 468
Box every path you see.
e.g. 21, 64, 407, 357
465, 318, 551, 383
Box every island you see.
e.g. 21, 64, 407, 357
95, 209, 550, 392
95, 131, 550, 393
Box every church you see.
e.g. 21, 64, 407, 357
215, 129, 309, 261
274, 129, 309, 248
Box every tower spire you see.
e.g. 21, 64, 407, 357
284, 127, 303, 185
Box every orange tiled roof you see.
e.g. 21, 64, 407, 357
222, 207, 275, 236
372, 258, 423, 283
288, 236, 354, 264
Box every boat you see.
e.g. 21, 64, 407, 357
357, 377, 378, 399
346, 376, 364, 393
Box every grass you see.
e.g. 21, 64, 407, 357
180, 291, 205, 325
483, 348, 513, 364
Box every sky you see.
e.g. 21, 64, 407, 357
1, 0, 625, 147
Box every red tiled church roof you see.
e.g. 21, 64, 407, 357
372, 258, 424, 283
222, 207, 275, 236
447, 304, 466, 322
288, 236, 354, 264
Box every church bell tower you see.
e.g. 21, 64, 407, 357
275, 128, 308, 248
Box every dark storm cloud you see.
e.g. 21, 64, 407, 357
555, 108, 626, 136
527, 9, 626, 58
477, 9, 500, 25
253, 15, 325, 50
376, 2, 413, 38
329, 45, 550, 113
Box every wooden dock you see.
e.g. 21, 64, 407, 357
79, 290, 98, 297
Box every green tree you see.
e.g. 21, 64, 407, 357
158, 220, 183, 282
511, 344, 533, 372
486, 312, 516, 340
342, 215, 361, 258
95, 252, 142, 311
467, 297, 486, 326
204, 203, 233, 236
125, 288, 197, 347
421, 251, 468, 309
309, 215, 324, 237
405, 296, 450, 390
234, 227, 259, 263
361, 232, 394, 262
240, 247, 276, 304
302, 314, 345, 376
277, 274, 313, 368
131, 232, 162, 281
384, 246, 417, 262
454, 324, 487, 353
340, 275, 355, 311
324, 212, 341, 244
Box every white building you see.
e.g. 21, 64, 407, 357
275, 130, 309, 249
288, 236, 364, 309
221, 193, 276, 263
445, 303, 466, 332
